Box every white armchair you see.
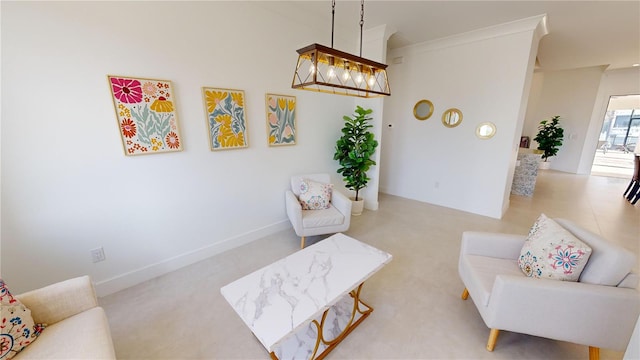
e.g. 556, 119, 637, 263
285, 173, 352, 248
458, 218, 640, 360
13, 276, 116, 359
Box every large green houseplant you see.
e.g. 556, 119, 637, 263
334, 106, 378, 214
534, 115, 564, 163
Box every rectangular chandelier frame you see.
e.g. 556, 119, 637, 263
292, 43, 390, 98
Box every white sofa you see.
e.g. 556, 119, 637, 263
14, 276, 116, 359
458, 218, 640, 360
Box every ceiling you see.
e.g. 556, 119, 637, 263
262, 1, 640, 71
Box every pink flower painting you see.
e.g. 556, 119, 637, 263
108, 75, 182, 155
265, 94, 296, 146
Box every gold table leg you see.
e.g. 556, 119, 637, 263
270, 282, 373, 360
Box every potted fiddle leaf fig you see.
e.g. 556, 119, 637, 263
334, 106, 378, 216
534, 115, 564, 169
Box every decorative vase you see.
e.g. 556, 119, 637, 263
538, 161, 551, 170
351, 198, 364, 216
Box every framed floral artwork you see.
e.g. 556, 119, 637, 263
265, 93, 296, 146
202, 87, 248, 150
107, 75, 182, 156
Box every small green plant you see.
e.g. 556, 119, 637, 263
333, 106, 378, 201
534, 115, 564, 162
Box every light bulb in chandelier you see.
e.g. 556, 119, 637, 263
367, 67, 376, 87
327, 66, 336, 79
342, 61, 350, 81
367, 75, 376, 87
354, 65, 364, 84
327, 57, 336, 79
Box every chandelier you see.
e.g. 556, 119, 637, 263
291, 0, 391, 98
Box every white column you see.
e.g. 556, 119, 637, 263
357, 24, 396, 210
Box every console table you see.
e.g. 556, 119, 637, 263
511, 152, 542, 196
220, 233, 392, 360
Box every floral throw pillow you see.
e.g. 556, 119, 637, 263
518, 214, 592, 281
1, 279, 45, 359
298, 179, 333, 210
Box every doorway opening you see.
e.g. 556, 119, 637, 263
591, 94, 640, 178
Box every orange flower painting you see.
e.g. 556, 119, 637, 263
108, 75, 182, 156
202, 87, 248, 150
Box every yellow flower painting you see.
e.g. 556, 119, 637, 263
202, 87, 248, 150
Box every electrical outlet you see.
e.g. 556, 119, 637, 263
90, 247, 106, 263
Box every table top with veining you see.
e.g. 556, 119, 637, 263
220, 233, 392, 352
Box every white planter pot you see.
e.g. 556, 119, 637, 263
538, 161, 551, 170
351, 198, 364, 216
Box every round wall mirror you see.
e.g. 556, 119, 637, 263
476, 122, 497, 139
413, 99, 434, 120
442, 108, 463, 128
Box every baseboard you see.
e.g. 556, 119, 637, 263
94, 220, 292, 297
364, 200, 379, 211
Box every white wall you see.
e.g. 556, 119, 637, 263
1, 2, 356, 295
522, 71, 544, 143
379, 16, 545, 219
522, 67, 640, 175
523, 66, 607, 173
578, 67, 640, 174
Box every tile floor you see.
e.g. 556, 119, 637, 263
100, 170, 639, 359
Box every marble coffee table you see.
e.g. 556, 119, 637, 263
220, 233, 392, 360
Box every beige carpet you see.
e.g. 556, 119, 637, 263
100, 170, 639, 359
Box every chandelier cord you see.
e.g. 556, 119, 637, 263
331, 0, 336, 48
359, 0, 364, 57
